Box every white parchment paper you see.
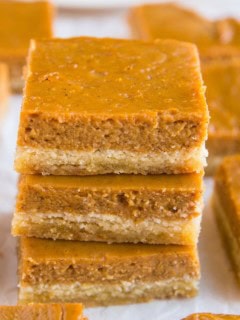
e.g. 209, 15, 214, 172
1, 2, 240, 319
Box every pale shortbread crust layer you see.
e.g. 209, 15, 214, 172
213, 194, 240, 283
15, 145, 207, 175
12, 212, 201, 245
19, 278, 199, 306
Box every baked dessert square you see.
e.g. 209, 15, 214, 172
12, 172, 203, 245
129, 3, 218, 47
183, 314, 240, 320
201, 53, 240, 175
0, 303, 86, 320
15, 37, 208, 175
129, 3, 240, 55
0, 0, 53, 93
18, 238, 200, 306
213, 155, 240, 284
0, 63, 9, 119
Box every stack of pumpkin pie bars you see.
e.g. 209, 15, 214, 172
12, 36, 209, 306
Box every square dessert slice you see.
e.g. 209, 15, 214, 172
129, 3, 240, 54
0, 0, 53, 93
183, 314, 240, 320
213, 155, 240, 284
0, 63, 9, 118
0, 303, 86, 320
129, 3, 217, 47
201, 53, 240, 175
12, 172, 203, 245
15, 37, 208, 175
18, 238, 200, 306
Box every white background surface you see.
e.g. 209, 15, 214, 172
54, 0, 240, 14
1, 1, 240, 319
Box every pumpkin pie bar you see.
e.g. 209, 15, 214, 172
0, 0, 53, 93
201, 53, 240, 175
213, 155, 240, 284
12, 172, 203, 245
15, 37, 208, 175
129, 3, 240, 54
18, 238, 200, 306
0, 63, 9, 118
0, 303, 87, 320
183, 314, 240, 320
129, 3, 218, 47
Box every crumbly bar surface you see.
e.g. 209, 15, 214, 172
0, 303, 86, 320
201, 55, 240, 175
213, 155, 240, 284
19, 279, 199, 306
0, 1, 53, 92
19, 238, 200, 306
129, 3, 240, 52
15, 37, 208, 175
12, 173, 203, 245
183, 313, 240, 320
0, 63, 9, 118
15, 146, 207, 175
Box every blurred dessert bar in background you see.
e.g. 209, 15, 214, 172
0, 63, 9, 118
12, 172, 203, 245
0, 0, 53, 93
15, 37, 208, 175
213, 155, 240, 285
201, 53, 240, 175
18, 238, 200, 306
129, 3, 218, 47
0, 303, 87, 320
129, 3, 240, 55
